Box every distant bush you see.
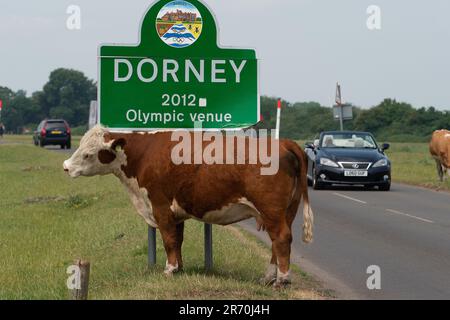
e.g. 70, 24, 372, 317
378, 134, 430, 143
71, 125, 88, 136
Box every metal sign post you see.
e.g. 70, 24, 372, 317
333, 83, 353, 131
204, 224, 213, 271
88, 101, 98, 129
148, 226, 157, 266
147, 225, 212, 270
339, 105, 344, 131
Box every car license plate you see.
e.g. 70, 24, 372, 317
344, 170, 368, 177
51, 130, 62, 134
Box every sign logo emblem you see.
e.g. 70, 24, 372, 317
156, 0, 203, 48
352, 163, 360, 169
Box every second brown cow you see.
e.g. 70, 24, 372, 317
430, 129, 450, 181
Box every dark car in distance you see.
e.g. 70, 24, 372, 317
304, 131, 391, 191
33, 119, 71, 149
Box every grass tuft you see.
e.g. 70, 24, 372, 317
64, 194, 93, 210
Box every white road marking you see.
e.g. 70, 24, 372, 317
331, 191, 436, 225
333, 193, 367, 204
385, 209, 435, 224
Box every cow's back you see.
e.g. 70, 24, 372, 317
116, 132, 304, 221
430, 130, 450, 159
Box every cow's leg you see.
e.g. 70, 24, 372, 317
152, 198, 183, 276
274, 224, 293, 288
266, 197, 300, 287
154, 207, 180, 276
175, 222, 185, 272
159, 224, 180, 276
260, 243, 277, 286
435, 159, 444, 182
260, 199, 298, 286
266, 221, 293, 288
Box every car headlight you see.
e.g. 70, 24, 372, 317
373, 159, 388, 168
320, 157, 339, 168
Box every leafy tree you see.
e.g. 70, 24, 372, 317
0, 69, 96, 132
40, 68, 97, 126
0, 87, 30, 133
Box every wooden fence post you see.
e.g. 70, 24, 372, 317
70, 260, 90, 300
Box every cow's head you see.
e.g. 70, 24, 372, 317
63, 125, 126, 178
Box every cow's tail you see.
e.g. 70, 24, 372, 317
285, 140, 314, 243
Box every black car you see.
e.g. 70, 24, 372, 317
304, 131, 391, 191
33, 119, 71, 149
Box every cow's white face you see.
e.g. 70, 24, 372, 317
63, 125, 126, 178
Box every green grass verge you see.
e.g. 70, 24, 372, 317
385, 143, 450, 191
1, 135, 81, 148
0, 143, 326, 300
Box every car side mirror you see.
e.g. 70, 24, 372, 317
381, 143, 390, 151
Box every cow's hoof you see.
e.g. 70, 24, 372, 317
273, 279, 291, 289
259, 276, 277, 286
273, 269, 291, 289
163, 268, 180, 277
164, 262, 179, 276
260, 264, 277, 286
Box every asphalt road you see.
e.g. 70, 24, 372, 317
241, 183, 450, 300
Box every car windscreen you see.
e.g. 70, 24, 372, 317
321, 133, 377, 149
46, 122, 66, 130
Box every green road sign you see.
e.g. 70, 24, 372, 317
99, 0, 259, 130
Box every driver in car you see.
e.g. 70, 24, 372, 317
324, 136, 336, 148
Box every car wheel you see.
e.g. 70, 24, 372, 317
312, 167, 324, 190
379, 183, 391, 191
60, 144, 65, 149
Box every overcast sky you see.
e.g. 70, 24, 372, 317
1, 0, 450, 110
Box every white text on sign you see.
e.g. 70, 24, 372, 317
114, 59, 247, 84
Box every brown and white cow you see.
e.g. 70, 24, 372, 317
430, 129, 450, 182
63, 125, 313, 287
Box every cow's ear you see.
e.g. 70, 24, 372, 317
111, 138, 126, 151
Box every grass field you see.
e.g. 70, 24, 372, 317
0, 138, 328, 300
385, 143, 449, 191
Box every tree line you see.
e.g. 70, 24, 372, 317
1, 68, 449, 142
257, 97, 450, 142
0, 68, 96, 133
